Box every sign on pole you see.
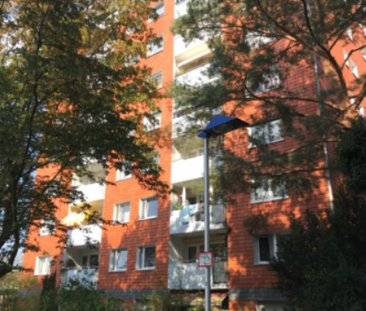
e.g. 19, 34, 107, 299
198, 251, 213, 267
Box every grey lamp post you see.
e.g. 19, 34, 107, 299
198, 115, 249, 311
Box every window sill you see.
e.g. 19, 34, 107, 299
139, 216, 158, 221
254, 261, 270, 265
248, 137, 284, 149
116, 177, 132, 182
136, 267, 155, 271
251, 196, 288, 204
109, 269, 127, 273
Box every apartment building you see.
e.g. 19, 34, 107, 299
22, 1, 366, 311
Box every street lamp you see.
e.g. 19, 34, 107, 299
198, 115, 248, 311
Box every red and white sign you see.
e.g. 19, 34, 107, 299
198, 251, 213, 267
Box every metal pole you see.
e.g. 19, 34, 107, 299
204, 136, 211, 311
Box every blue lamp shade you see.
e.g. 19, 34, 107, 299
197, 115, 249, 138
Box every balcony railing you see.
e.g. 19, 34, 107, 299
170, 203, 226, 235
168, 261, 228, 290
175, 0, 189, 19
72, 183, 105, 205
66, 224, 102, 247
171, 155, 206, 184
174, 35, 209, 61
176, 63, 219, 87
61, 268, 98, 287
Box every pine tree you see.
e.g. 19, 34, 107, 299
270, 118, 366, 311
172, 0, 366, 200
0, 0, 167, 277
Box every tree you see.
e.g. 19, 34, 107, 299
270, 118, 366, 311
0, 0, 168, 277
172, 0, 366, 200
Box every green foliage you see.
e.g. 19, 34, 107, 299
140, 290, 187, 311
172, 0, 366, 200
0, 0, 168, 276
270, 119, 366, 311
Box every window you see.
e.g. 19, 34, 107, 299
346, 27, 353, 41
143, 111, 161, 131
140, 196, 158, 219
248, 120, 283, 147
82, 254, 99, 268
109, 249, 128, 272
125, 54, 139, 66
251, 177, 288, 203
251, 67, 280, 95
137, 246, 156, 270
350, 59, 359, 78
40, 217, 56, 236
146, 35, 163, 57
148, 2, 164, 23
116, 161, 132, 180
343, 49, 349, 67
150, 71, 163, 89
362, 49, 366, 61
187, 245, 204, 262
254, 235, 278, 264
35, 255, 51, 275
114, 202, 130, 223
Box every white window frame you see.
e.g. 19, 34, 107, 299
148, 2, 165, 23
109, 249, 128, 272
113, 202, 130, 224
136, 246, 156, 270
146, 35, 163, 57
143, 111, 162, 131
150, 71, 163, 89
350, 59, 359, 78
81, 253, 99, 268
343, 49, 349, 67
35, 255, 51, 275
251, 67, 280, 95
116, 161, 132, 181
247, 120, 283, 148
39, 217, 56, 236
251, 177, 288, 203
139, 196, 158, 220
346, 27, 353, 41
254, 234, 278, 264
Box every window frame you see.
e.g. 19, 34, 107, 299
136, 246, 156, 270
251, 66, 280, 95
143, 111, 162, 131
35, 255, 51, 276
148, 1, 165, 23
39, 217, 56, 236
109, 248, 128, 272
250, 177, 288, 203
146, 35, 163, 57
150, 71, 163, 89
254, 234, 278, 264
116, 162, 132, 181
350, 59, 359, 78
113, 202, 130, 224
247, 119, 284, 148
139, 196, 158, 220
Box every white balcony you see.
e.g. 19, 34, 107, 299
168, 262, 228, 290
61, 268, 98, 287
175, 0, 189, 19
170, 204, 226, 235
176, 63, 219, 87
66, 224, 102, 247
72, 183, 105, 205
174, 35, 209, 63
172, 155, 207, 184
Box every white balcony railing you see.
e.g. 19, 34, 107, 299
171, 155, 206, 184
175, 0, 189, 19
72, 183, 105, 205
168, 262, 228, 290
61, 268, 98, 287
170, 204, 226, 235
176, 63, 219, 87
67, 224, 102, 247
174, 35, 209, 60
